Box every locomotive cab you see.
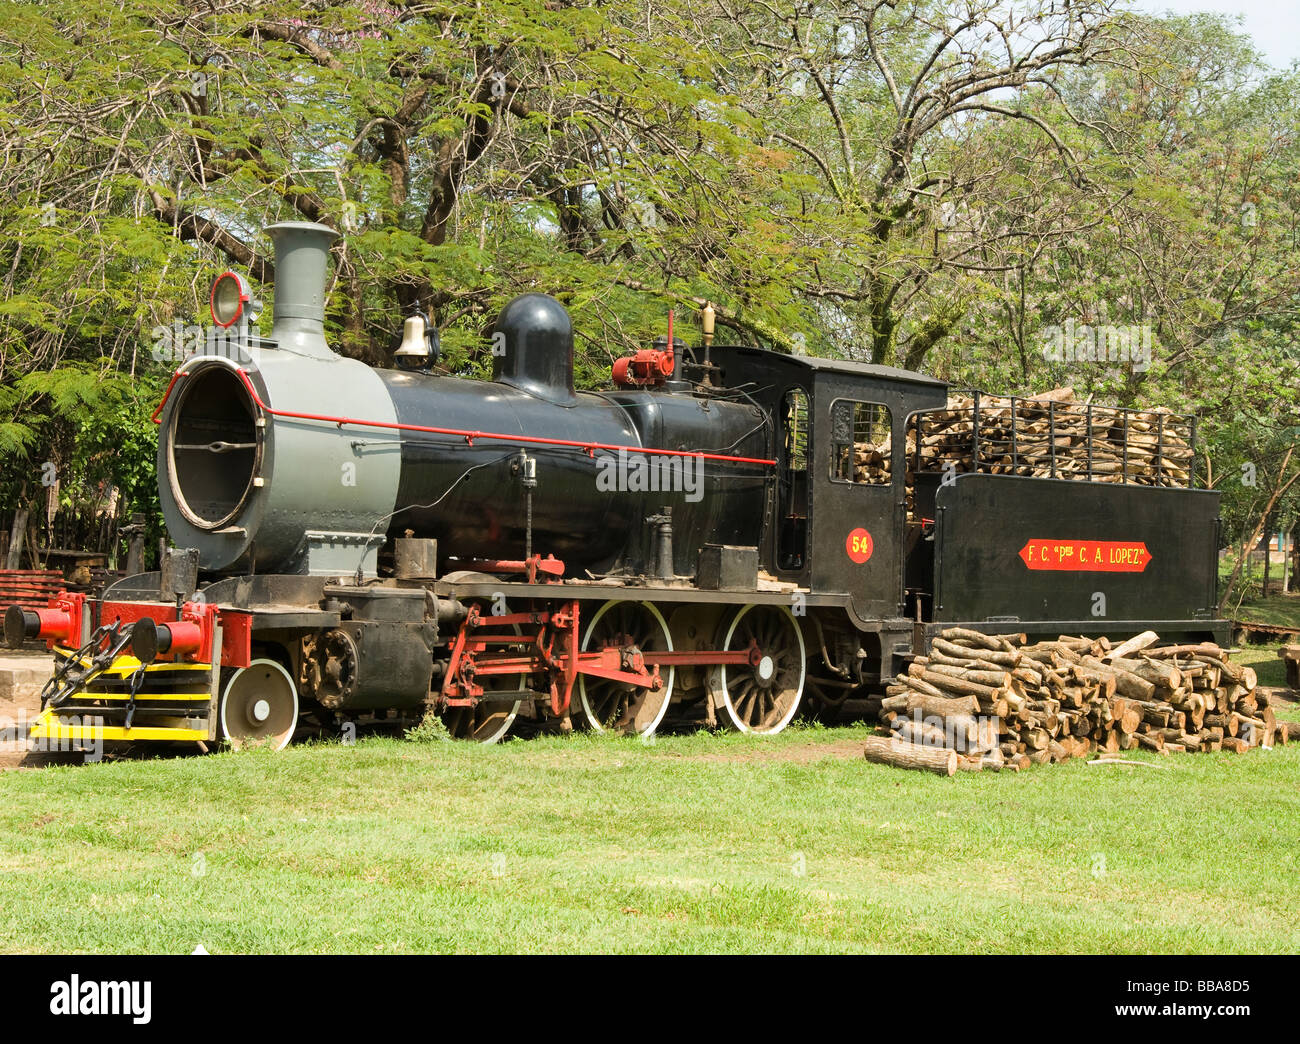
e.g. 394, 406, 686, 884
705, 346, 947, 625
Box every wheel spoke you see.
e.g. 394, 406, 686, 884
736, 682, 755, 720
715, 606, 806, 735
578, 601, 673, 735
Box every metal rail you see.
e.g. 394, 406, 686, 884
907, 392, 1196, 489
150, 367, 778, 468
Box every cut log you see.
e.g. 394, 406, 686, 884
1144, 644, 1223, 659
1068, 664, 1117, 697
927, 649, 1014, 673
1140, 705, 1172, 728
976, 696, 1010, 719
1231, 713, 1267, 746
1056, 636, 1094, 652
1080, 656, 1156, 701
918, 662, 1012, 689
931, 638, 1020, 666
914, 669, 1002, 701
1119, 656, 1182, 689
863, 735, 957, 776
901, 691, 980, 720
1108, 697, 1142, 735
893, 718, 953, 750
893, 673, 948, 701
1260, 707, 1277, 748
1105, 630, 1159, 661
1172, 693, 1206, 729
939, 627, 1008, 651
1198, 655, 1244, 683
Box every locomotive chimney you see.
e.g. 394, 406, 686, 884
266, 221, 339, 350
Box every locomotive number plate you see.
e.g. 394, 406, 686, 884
846, 528, 874, 564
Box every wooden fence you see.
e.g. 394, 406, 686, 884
2, 500, 146, 605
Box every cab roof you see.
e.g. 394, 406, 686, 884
717, 345, 948, 388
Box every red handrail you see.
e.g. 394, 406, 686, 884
151, 365, 776, 467
149, 370, 187, 423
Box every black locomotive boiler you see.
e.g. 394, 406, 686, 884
5, 222, 1228, 750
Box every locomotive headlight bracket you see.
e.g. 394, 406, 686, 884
210, 271, 260, 328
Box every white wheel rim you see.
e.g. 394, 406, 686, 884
220, 658, 299, 751
578, 600, 675, 736
718, 604, 807, 735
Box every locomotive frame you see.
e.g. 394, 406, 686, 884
4, 222, 1229, 751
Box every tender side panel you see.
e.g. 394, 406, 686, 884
933, 474, 1219, 624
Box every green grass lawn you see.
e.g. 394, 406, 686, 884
1232, 643, 1296, 690
2, 715, 1298, 955
1232, 595, 1300, 631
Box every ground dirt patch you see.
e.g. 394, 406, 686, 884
661, 736, 865, 764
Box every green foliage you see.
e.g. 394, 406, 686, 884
404, 710, 453, 744
0, 1, 1296, 557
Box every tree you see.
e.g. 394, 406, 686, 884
692, 0, 1132, 366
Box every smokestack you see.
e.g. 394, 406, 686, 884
266, 221, 339, 341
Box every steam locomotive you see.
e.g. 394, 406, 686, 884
4, 222, 1227, 751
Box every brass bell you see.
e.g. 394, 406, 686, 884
395, 312, 437, 370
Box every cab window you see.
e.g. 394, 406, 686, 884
830, 400, 891, 485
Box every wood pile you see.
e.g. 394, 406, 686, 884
849, 439, 892, 484
0, 570, 65, 611
865, 627, 1283, 774
905, 387, 1193, 494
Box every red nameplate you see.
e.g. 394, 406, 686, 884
1018, 539, 1152, 572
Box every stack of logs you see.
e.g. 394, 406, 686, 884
906, 387, 1194, 493
863, 628, 1287, 776
849, 440, 892, 484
